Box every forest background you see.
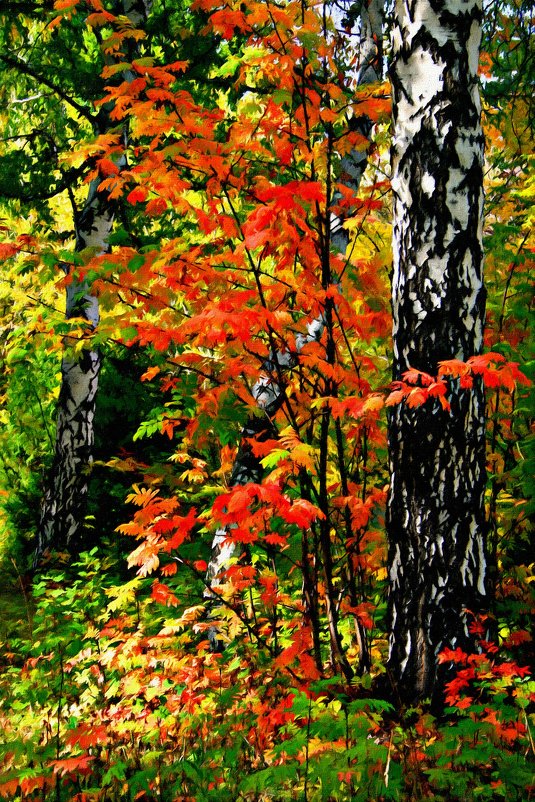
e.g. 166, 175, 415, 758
0, 0, 533, 800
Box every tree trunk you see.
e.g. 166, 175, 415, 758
35, 180, 115, 563
35, 0, 149, 565
387, 0, 488, 705
205, 0, 385, 669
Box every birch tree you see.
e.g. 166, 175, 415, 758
35, 0, 150, 563
387, 0, 488, 704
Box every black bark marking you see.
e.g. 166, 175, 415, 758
387, 0, 488, 706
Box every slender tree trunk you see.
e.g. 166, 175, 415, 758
205, 1, 385, 671
35, 182, 115, 563
387, 0, 488, 705
329, 0, 384, 676
35, 0, 149, 565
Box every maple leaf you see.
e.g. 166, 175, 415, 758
492, 661, 531, 679
259, 574, 279, 607
438, 358, 471, 378
209, 9, 248, 38
98, 157, 120, 176
297, 651, 321, 680
164, 508, 198, 551
20, 776, 47, 795
49, 754, 94, 776
402, 368, 434, 386
145, 197, 167, 216
385, 388, 405, 407
427, 380, 447, 397
0, 243, 19, 260
283, 498, 324, 528
229, 525, 258, 544
140, 365, 160, 381
263, 532, 288, 547
0, 779, 19, 797
406, 387, 428, 408
454, 695, 473, 710
503, 629, 532, 647
65, 724, 108, 750
438, 647, 469, 665
126, 484, 160, 507
160, 561, 178, 576
127, 186, 148, 204
152, 581, 179, 607
363, 394, 384, 413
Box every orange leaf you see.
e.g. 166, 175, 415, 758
141, 365, 160, 381
385, 389, 405, 407
49, 755, 94, 776
0, 243, 19, 259
402, 368, 434, 386
98, 157, 120, 176
406, 387, 428, 408
152, 581, 179, 606
438, 647, 469, 664
146, 197, 167, 216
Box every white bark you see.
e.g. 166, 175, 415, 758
35, 1, 149, 564
387, 0, 487, 704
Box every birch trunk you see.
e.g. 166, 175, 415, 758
35, 183, 115, 563
387, 0, 488, 705
35, 0, 149, 564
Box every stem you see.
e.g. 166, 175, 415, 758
334, 418, 370, 673
10, 558, 33, 639
303, 692, 313, 802
300, 521, 323, 673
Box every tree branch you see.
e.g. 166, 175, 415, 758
0, 54, 98, 127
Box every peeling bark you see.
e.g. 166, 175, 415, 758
387, 0, 488, 705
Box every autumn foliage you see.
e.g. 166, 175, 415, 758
0, 1, 533, 800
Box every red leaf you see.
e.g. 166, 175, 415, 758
0, 242, 19, 259
427, 380, 447, 397
454, 696, 473, 710
406, 387, 428, 408
0, 779, 19, 796
127, 186, 148, 204
164, 508, 198, 551
152, 581, 179, 606
264, 533, 288, 547
283, 499, 324, 528
503, 629, 532, 648
438, 647, 469, 664
385, 389, 405, 406
66, 724, 108, 750
230, 525, 258, 544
